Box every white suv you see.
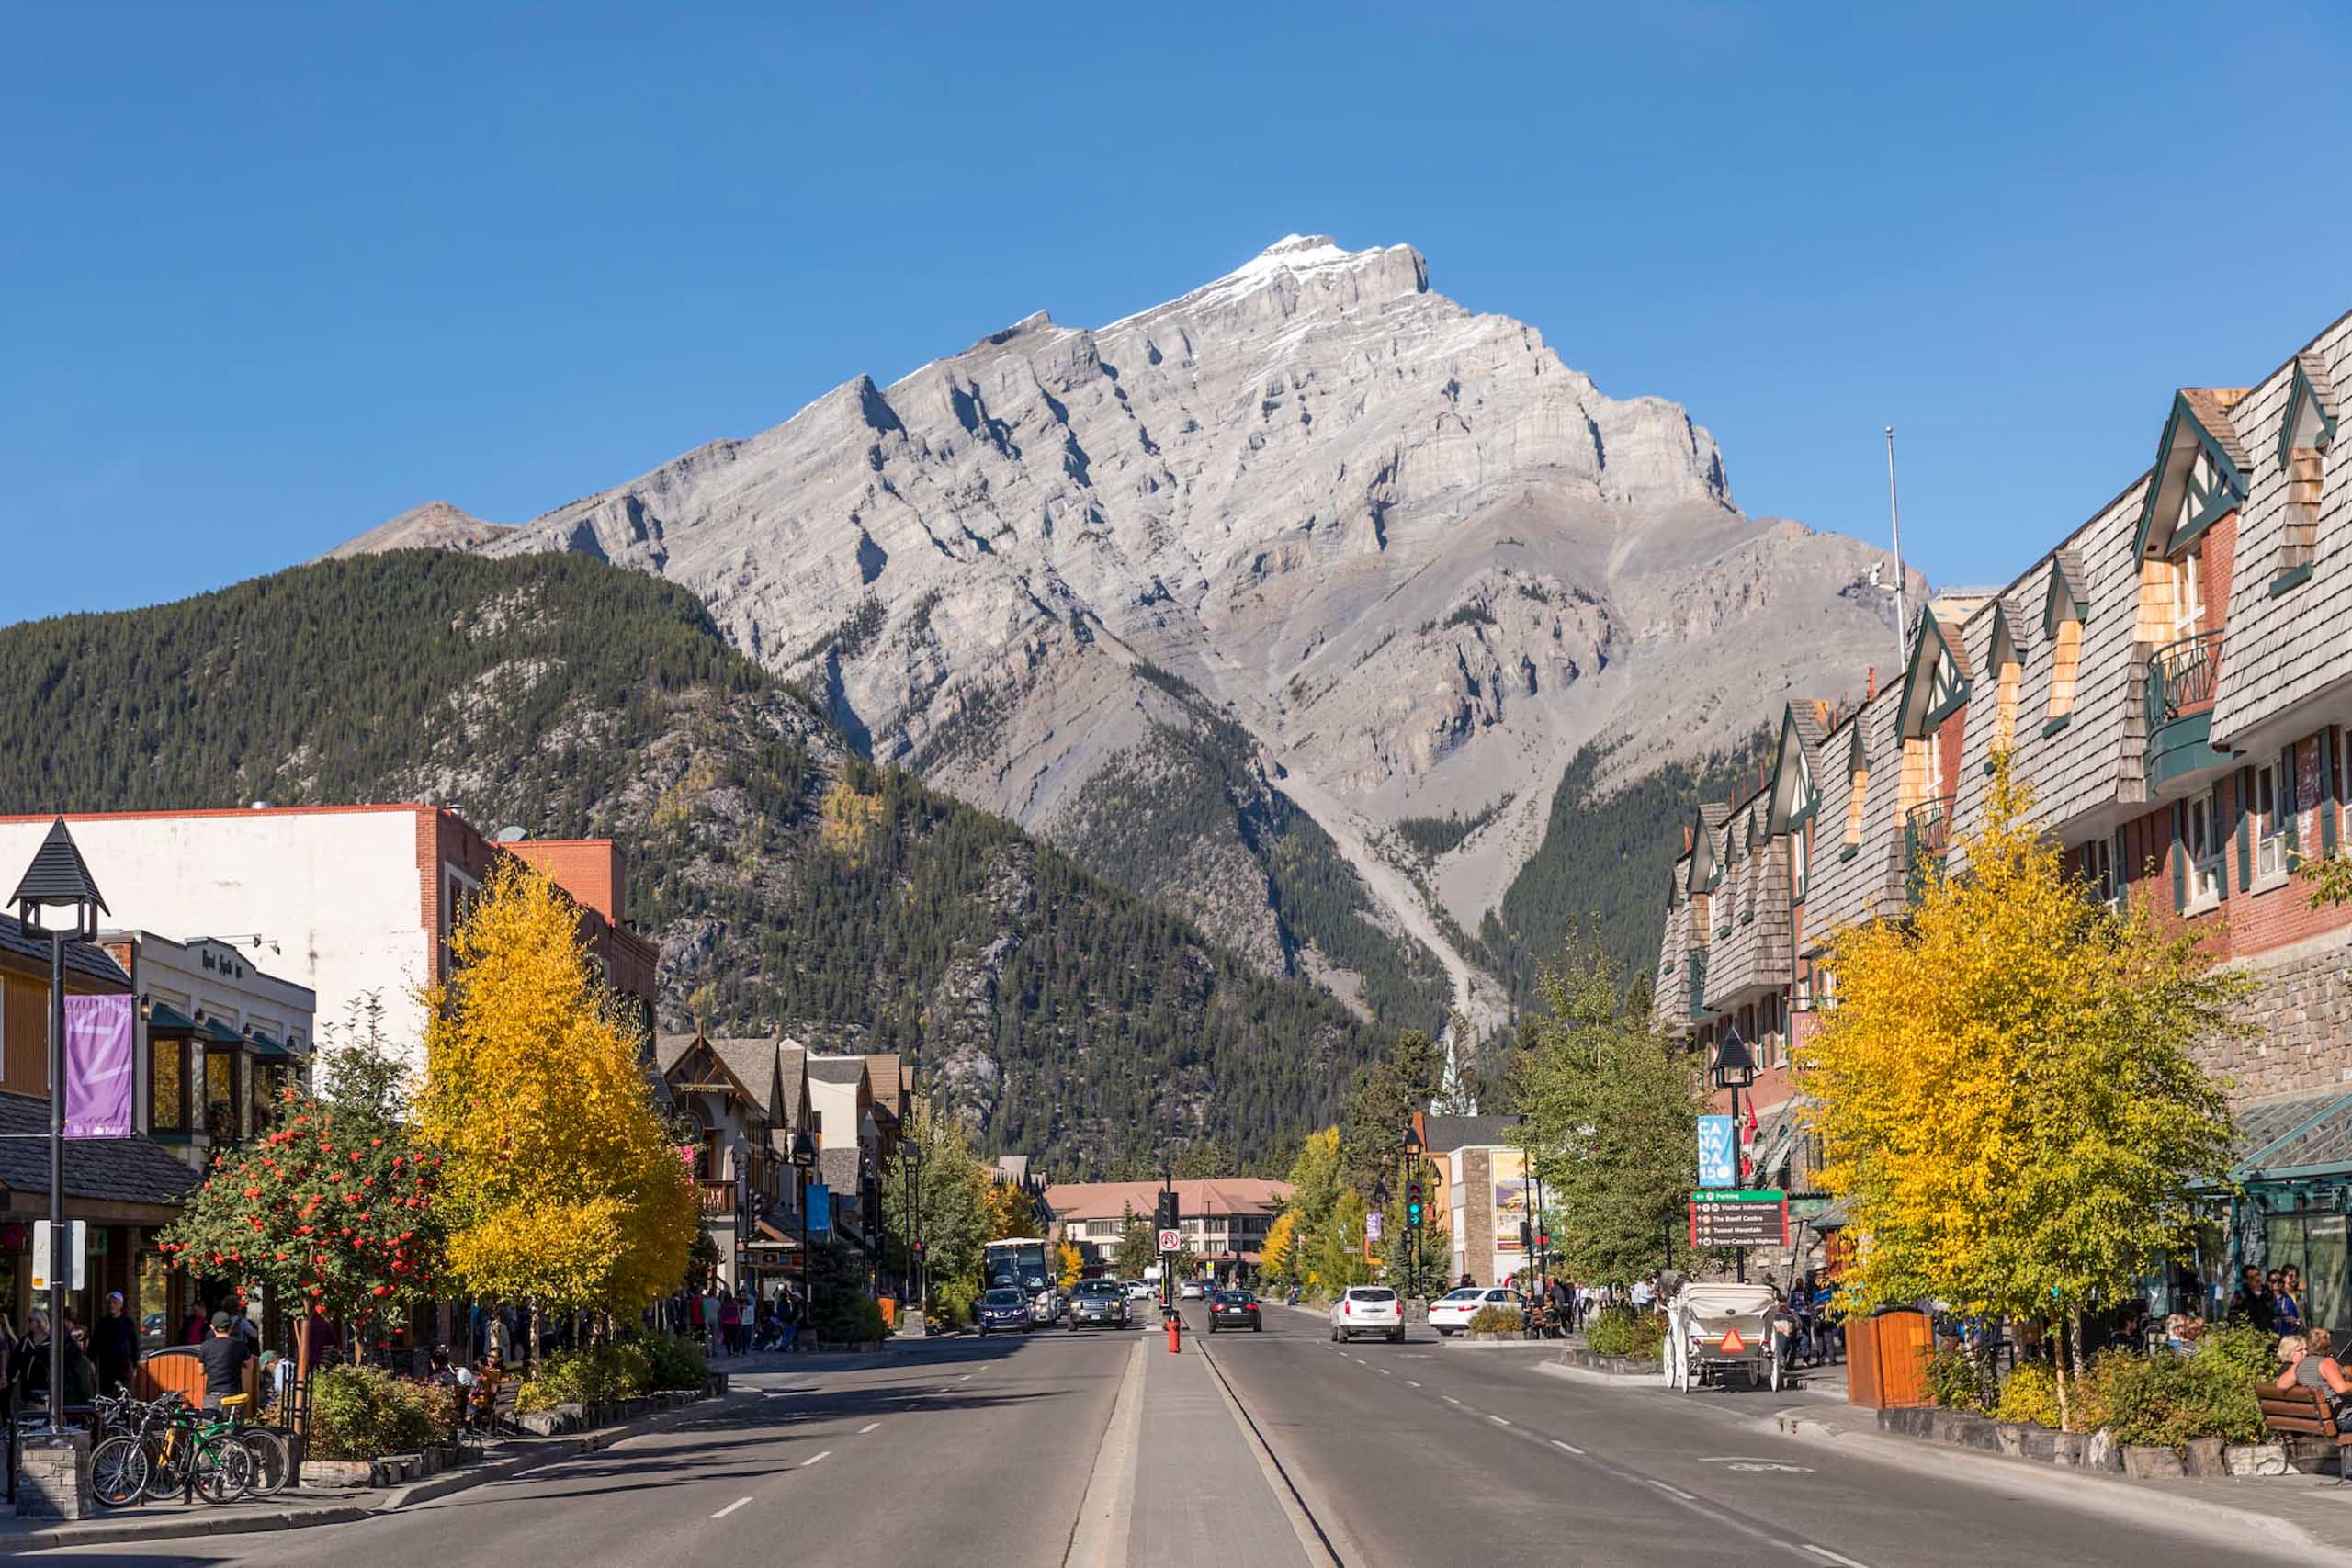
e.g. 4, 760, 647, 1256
1329, 1286, 1405, 1343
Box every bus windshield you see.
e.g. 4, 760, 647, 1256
983, 1238, 1050, 1293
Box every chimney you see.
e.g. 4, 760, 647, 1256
1682, 824, 1693, 852
1865, 666, 1878, 701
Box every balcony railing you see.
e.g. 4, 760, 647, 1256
1905, 798, 1954, 904
2146, 630, 2226, 788
2146, 630, 2224, 728
697, 1179, 736, 1217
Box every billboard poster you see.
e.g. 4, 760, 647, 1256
1490, 1146, 1527, 1254
1697, 1114, 1737, 1189
807, 1183, 831, 1235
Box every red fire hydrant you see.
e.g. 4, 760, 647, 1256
1166, 1311, 1182, 1354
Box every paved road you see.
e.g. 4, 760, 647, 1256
1197, 1303, 2317, 1568
44, 1328, 1136, 1567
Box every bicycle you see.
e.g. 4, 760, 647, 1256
141, 1393, 258, 1503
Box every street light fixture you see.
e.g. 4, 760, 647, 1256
1711, 1024, 1758, 1283
789, 1127, 818, 1332
10, 817, 108, 1437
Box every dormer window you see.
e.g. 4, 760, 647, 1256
1927, 649, 1962, 725
2168, 544, 2206, 642
2274, 356, 2337, 593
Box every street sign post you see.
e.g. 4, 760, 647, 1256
1688, 1190, 1789, 1247
1366, 1211, 1385, 1243
1157, 1227, 1182, 1255
30, 1219, 85, 1292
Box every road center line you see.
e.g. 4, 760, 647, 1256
710, 1497, 752, 1519
801, 1450, 831, 1469
1550, 1439, 1586, 1456
1378, 1368, 1391, 1376
1487, 1415, 1510, 1427
1802, 1549, 1871, 1568
1650, 1480, 1698, 1503
1442, 1395, 1462, 1405
1405, 1380, 1420, 1388
858, 1422, 880, 1434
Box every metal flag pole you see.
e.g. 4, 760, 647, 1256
1884, 426, 1911, 665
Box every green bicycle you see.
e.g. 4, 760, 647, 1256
141, 1393, 259, 1503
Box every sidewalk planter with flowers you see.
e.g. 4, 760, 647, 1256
1894, 1324, 2295, 1480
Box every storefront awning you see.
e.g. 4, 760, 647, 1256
246, 1030, 298, 1062
145, 999, 198, 1033
2222, 1089, 2352, 1185
198, 1016, 246, 1047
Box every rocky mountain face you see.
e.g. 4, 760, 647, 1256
346, 236, 1916, 1035
322, 500, 515, 559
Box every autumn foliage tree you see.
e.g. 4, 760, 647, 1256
418, 862, 697, 1324
164, 1077, 444, 1363
1802, 754, 2243, 1425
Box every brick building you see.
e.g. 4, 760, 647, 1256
1652, 307, 2352, 1320
0, 807, 659, 1069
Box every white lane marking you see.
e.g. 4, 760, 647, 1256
801, 1450, 831, 1468
1650, 1480, 1698, 1503
858, 1422, 880, 1434
1405, 1379, 1420, 1388
957, 1372, 975, 1381
1803, 1550, 1871, 1568
1378, 1368, 1392, 1376
1550, 1439, 1585, 1456
711, 1497, 752, 1519
1442, 1395, 1462, 1405
1487, 1415, 1511, 1427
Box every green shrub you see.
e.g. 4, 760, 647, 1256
307, 1365, 437, 1461
514, 1345, 655, 1413
1465, 1305, 1522, 1334
2194, 1320, 2279, 1386
2091, 1349, 2263, 1447
1585, 1306, 1666, 1361
1927, 1346, 1994, 1414
1994, 1361, 2061, 1427
639, 1332, 708, 1392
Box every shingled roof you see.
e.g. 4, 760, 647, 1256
0, 911, 130, 987
0, 1092, 197, 1208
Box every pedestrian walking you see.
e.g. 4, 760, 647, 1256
93, 1292, 137, 1396
197, 1310, 253, 1410
719, 1292, 742, 1356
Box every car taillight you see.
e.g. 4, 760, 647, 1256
1343, 1301, 1352, 1314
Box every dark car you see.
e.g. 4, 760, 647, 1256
1207, 1289, 1262, 1333
975, 1287, 1035, 1337
1067, 1278, 1130, 1329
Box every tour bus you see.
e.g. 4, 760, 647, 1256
982, 1237, 1058, 1325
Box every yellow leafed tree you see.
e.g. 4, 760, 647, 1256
1801, 753, 2243, 1423
1259, 1210, 1296, 1284
1056, 1240, 1084, 1290
418, 862, 698, 1320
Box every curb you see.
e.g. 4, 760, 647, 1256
0, 1387, 752, 1554
0, 1503, 373, 1555
1535, 1359, 1665, 1389
1770, 1410, 2349, 1560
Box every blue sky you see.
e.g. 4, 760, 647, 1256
6, 2, 2348, 626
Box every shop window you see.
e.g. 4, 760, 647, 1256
205, 1051, 238, 1143
151, 1035, 187, 1133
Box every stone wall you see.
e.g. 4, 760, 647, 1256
2201, 924, 2352, 1102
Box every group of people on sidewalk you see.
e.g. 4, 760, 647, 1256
671, 1282, 807, 1357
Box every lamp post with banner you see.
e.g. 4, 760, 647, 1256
1711, 1025, 1759, 1284
10, 818, 110, 1438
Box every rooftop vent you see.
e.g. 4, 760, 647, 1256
249, 800, 274, 810
494, 826, 526, 842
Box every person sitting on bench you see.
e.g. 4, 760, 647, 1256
2276, 1330, 2352, 1432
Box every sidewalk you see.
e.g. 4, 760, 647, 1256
1774, 1399, 2352, 1559
0, 1385, 745, 1555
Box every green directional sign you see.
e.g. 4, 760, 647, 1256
1688, 1189, 1789, 1247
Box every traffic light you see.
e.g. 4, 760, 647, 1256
1155, 1189, 1179, 1230
1518, 1221, 1533, 1251
1406, 1180, 1423, 1228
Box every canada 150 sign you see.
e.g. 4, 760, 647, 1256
1696, 1114, 1737, 1189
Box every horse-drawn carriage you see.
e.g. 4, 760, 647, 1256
1662, 1282, 1787, 1392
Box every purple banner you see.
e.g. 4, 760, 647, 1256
64, 993, 135, 1139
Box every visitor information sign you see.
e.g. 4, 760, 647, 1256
1689, 1190, 1789, 1247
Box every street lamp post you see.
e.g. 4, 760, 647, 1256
10, 818, 108, 1437
789, 1128, 817, 1337
1711, 1025, 1759, 1284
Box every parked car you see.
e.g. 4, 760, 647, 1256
1178, 1280, 1207, 1300
1427, 1286, 1526, 1336
1068, 1278, 1131, 1329
1329, 1285, 1404, 1343
1125, 1280, 1158, 1302
976, 1287, 1035, 1336
1207, 1290, 1262, 1333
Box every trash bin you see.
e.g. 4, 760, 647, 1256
1847, 1308, 1932, 1408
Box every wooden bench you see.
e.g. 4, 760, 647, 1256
2258, 1382, 2346, 1478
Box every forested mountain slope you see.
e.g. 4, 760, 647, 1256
0, 552, 1381, 1170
